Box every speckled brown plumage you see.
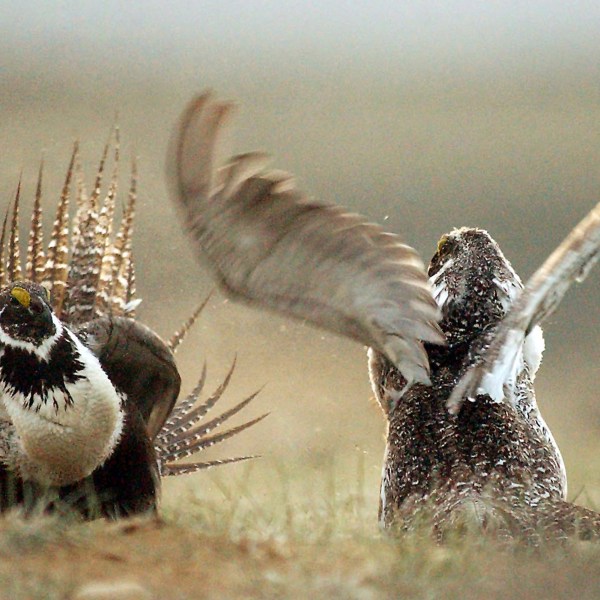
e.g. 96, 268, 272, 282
371, 228, 597, 543
168, 91, 600, 543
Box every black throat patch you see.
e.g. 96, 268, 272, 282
0, 333, 86, 413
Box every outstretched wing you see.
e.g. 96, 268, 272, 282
447, 201, 600, 414
167, 92, 445, 386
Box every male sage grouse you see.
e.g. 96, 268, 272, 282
0, 138, 264, 519
167, 91, 600, 543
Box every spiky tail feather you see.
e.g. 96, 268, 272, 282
3, 140, 265, 484
155, 359, 267, 476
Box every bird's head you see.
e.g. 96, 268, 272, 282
0, 282, 57, 347
369, 228, 525, 413
428, 228, 523, 333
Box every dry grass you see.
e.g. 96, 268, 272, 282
2, 460, 600, 600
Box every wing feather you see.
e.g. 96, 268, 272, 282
168, 92, 445, 385
77, 316, 181, 439
447, 200, 600, 413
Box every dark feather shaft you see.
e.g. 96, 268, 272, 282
162, 455, 258, 476
168, 292, 212, 352
162, 413, 268, 462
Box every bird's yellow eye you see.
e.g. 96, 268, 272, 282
11, 287, 31, 308
437, 235, 448, 254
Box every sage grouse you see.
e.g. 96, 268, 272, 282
0, 140, 265, 519
167, 92, 600, 542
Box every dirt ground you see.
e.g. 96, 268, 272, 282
4, 494, 600, 600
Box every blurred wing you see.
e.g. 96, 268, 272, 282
448, 201, 600, 414
167, 92, 444, 385
78, 316, 181, 438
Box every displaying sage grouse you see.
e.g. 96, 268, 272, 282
0, 139, 264, 519
168, 91, 600, 542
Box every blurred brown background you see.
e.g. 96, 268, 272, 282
1, 2, 599, 515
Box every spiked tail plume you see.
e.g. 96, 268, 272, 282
45, 143, 77, 317
8, 179, 23, 282
0, 211, 8, 287
26, 159, 46, 282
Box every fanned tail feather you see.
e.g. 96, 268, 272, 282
164, 389, 263, 448
95, 131, 121, 315
45, 144, 77, 317
89, 135, 111, 214
8, 178, 23, 282
26, 160, 45, 282
155, 360, 266, 476
162, 412, 267, 463
3, 135, 264, 483
160, 362, 208, 433
107, 156, 137, 316
123, 252, 138, 316
71, 145, 88, 250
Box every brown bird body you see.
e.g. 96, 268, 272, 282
371, 227, 600, 541
168, 92, 600, 542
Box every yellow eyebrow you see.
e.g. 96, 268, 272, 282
437, 235, 448, 254
11, 287, 31, 308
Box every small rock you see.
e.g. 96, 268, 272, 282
72, 580, 153, 600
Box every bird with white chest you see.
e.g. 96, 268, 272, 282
0, 141, 265, 519
0, 281, 124, 488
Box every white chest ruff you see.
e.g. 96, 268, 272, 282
0, 329, 124, 487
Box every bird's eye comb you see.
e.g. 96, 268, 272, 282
10, 287, 30, 308
437, 235, 449, 254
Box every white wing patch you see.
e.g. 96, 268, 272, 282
477, 325, 545, 404
476, 275, 543, 404
478, 329, 524, 403
523, 325, 545, 380
430, 258, 454, 309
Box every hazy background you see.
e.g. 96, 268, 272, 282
1, 2, 599, 514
